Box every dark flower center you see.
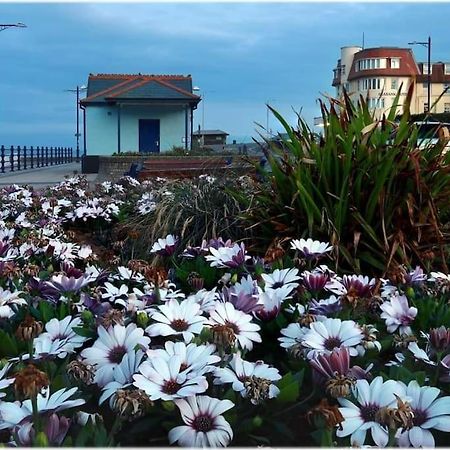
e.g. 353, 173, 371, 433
193, 415, 213, 432
272, 281, 284, 289
163, 379, 181, 395
360, 403, 380, 422
323, 337, 342, 351
108, 345, 127, 364
171, 319, 189, 332
412, 409, 428, 427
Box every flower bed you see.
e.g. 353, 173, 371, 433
0, 175, 449, 447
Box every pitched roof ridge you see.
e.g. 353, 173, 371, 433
153, 78, 199, 99
106, 77, 152, 98
89, 73, 191, 80
81, 77, 137, 102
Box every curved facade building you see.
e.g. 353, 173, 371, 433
332, 46, 450, 116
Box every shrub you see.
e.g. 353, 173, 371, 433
237, 86, 450, 275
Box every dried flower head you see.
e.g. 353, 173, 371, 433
297, 313, 316, 327
143, 266, 168, 287
98, 309, 124, 329
393, 333, 418, 349
326, 374, 356, 398
23, 264, 41, 278
243, 375, 271, 405
111, 388, 153, 420
307, 398, 344, 430
376, 395, 414, 431
210, 324, 236, 350
14, 364, 49, 398
127, 259, 149, 273
15, 315, 43, 341
66, 360, 95, 385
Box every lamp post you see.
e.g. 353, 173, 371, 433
266, 98, 278, 138
409, 36, 432, 113
0, 22, 26, 32
64, 85, 87, 161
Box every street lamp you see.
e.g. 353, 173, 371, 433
409, 36, 431, 113
0, 22, 26, 32
64, 85, 87, 161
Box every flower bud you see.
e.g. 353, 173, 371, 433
34, 432, 49, 447
136, 311, 149, 329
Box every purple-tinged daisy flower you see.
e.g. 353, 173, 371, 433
205, 243, 250, 269
261, 268, 300, 293
326, 274, 376, 298
169, 395, 234, 447
380, 295, 417, 335
218, 286, 262, 315
150, 234, 178, 256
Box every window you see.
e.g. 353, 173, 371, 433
445, 103, 450, 113
357, 58, 386, 71
444, 83, 450, 92
390, 58, 400, 69
362, 78, 382, 90
424, 102, 429, 112
368, 98, 385, 109
422, 63, 432, 75
391, 78, 398, 90
445, 63, 450, 75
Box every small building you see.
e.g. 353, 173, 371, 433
192, 129, 229, 150
80, 73, 201, 155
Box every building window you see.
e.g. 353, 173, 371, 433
391, 78, 398, 90
362, 78, 382, 90
445, 63, 450, 75
445, 103, 450, 113
422, 63, 432, 75
390, 58, 400, 69
368, 98, 385, 109
357, 58, 386, 71
341, 65, 346, 75
424, 102, 429, 112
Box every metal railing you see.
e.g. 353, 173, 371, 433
0, 146, 73, 174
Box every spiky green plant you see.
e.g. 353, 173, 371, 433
237, 85, 450, 275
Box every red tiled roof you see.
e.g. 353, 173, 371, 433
88, 73, 191, 80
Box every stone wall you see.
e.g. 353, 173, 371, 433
96, 155, 149, 181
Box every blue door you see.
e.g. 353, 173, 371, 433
139, 119, 160, 153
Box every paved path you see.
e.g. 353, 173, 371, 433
0, 162, 98, 188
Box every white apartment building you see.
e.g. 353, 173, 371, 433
332, 46, 450, 116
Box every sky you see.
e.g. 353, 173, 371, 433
1, 1, 450, 148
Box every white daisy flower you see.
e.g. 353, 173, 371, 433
290, 238, 332, 259
0, 363, 14, 398
0, 387, 85, 430
114, 266, 145, 282
207, 302, 261, 351
407, 342, 436, 366
396, 380, 450, 447
169, 395, 234, 447
337, 376, 404, 447
147, 341, 220, 377
99, 350, 145, 405
81, 323, 150, 387
302, 318, 363, 359
146, 298, 207, 343
101, 282, 129, 307
133, 355, 208, 401
0, 287, 26, 318
279, 322, 309, 351
35, 316, 88, 351
187, 288, 218, 314
214, 353, 281, 404
261, 268, 300, 294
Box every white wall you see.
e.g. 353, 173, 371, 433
85, 104, 187, 155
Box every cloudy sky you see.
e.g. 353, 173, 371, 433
0, 1, 449, 148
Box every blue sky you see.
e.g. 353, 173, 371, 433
1, 1, 449, 147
